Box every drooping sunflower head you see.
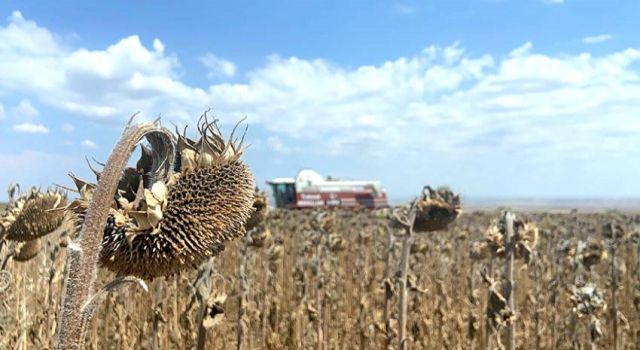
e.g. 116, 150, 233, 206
245, 188, 269, 231
311, 211, 337, 233
413, 186, 461, 232
68, 115, 255, 280
575, 238, 607, 271
0, 185, 67, 242
247, 227, 271, 248
570, 283, 606, 317
469, 240, 491, 261
602, 222, 626, 240
483, 212, 538, 262
11, 239, 43, 262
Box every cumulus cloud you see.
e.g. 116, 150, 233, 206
582, 34, 613, 44
12, 99, 39, 118
81, 139, 97, 149
1, 11, 640, 163
199, 53, 237, 78
12, 122, 49, 133
152, 38, 164, 53
0, 11, 184, 120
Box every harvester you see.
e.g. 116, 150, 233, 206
267, 169, 388, 209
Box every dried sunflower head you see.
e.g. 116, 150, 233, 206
11, 239, 43, 262
245, 188, 268, 231
575, 239, 607, 271
628, 225, 640, 242
311, 211, 337, 233
410, 240, 429, 255
469, 240, 490, 261
556, 239, 575, 262
516, 219, 538, 261
571, 283, 606, 317
68, 116, 255, 280
328, 233, 347, 252
268, 239, 284, 261
483, 212, 538, 262
413, 186, 461, 232
247, 227, 271, 248
602, 222, 625, 240
0, 185, 67, 242
484, 224, 503, 255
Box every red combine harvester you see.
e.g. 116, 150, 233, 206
267, 169, 389, 209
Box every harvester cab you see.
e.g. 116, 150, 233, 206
267, 177, 297, 208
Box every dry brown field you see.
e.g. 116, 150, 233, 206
1, 208, 638, 349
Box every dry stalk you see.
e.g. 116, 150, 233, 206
315, 231, 324, 350
195, 259, 224, 350
151, 279, 164, 350
383, 224, 396, 350
606, 222, 620, 350
483, 257, 494, 350
55, 120, 174, 350
237, 236, 250, 350
504, 212, 516, 350
80, 276, 149, 343
532, 255, 541, 350
396, 205, 417, 350
171, 277, 181, 345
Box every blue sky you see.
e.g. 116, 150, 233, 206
1, 0, 640, 202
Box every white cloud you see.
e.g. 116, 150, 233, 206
12, 99, 39, 118
0, 12, 180, 120
582, 34, 613, 44
1, 12, 640, 163
80, 139, 97, 149
61, 123, 75, 132
0, 103, 5, 119
199, 53, 237, 78
509, 41, 533, 57
152, 38, 164, 53
12, 122, 49, 133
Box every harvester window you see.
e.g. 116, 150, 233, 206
273, 183, 296, 208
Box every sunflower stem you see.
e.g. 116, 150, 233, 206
383, 224, 395, 350
196, 258, 215, 350
504, 212, 516, 350
398, 205, 416, 350
55, 121, 174, 350
609, 223, 619, 350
